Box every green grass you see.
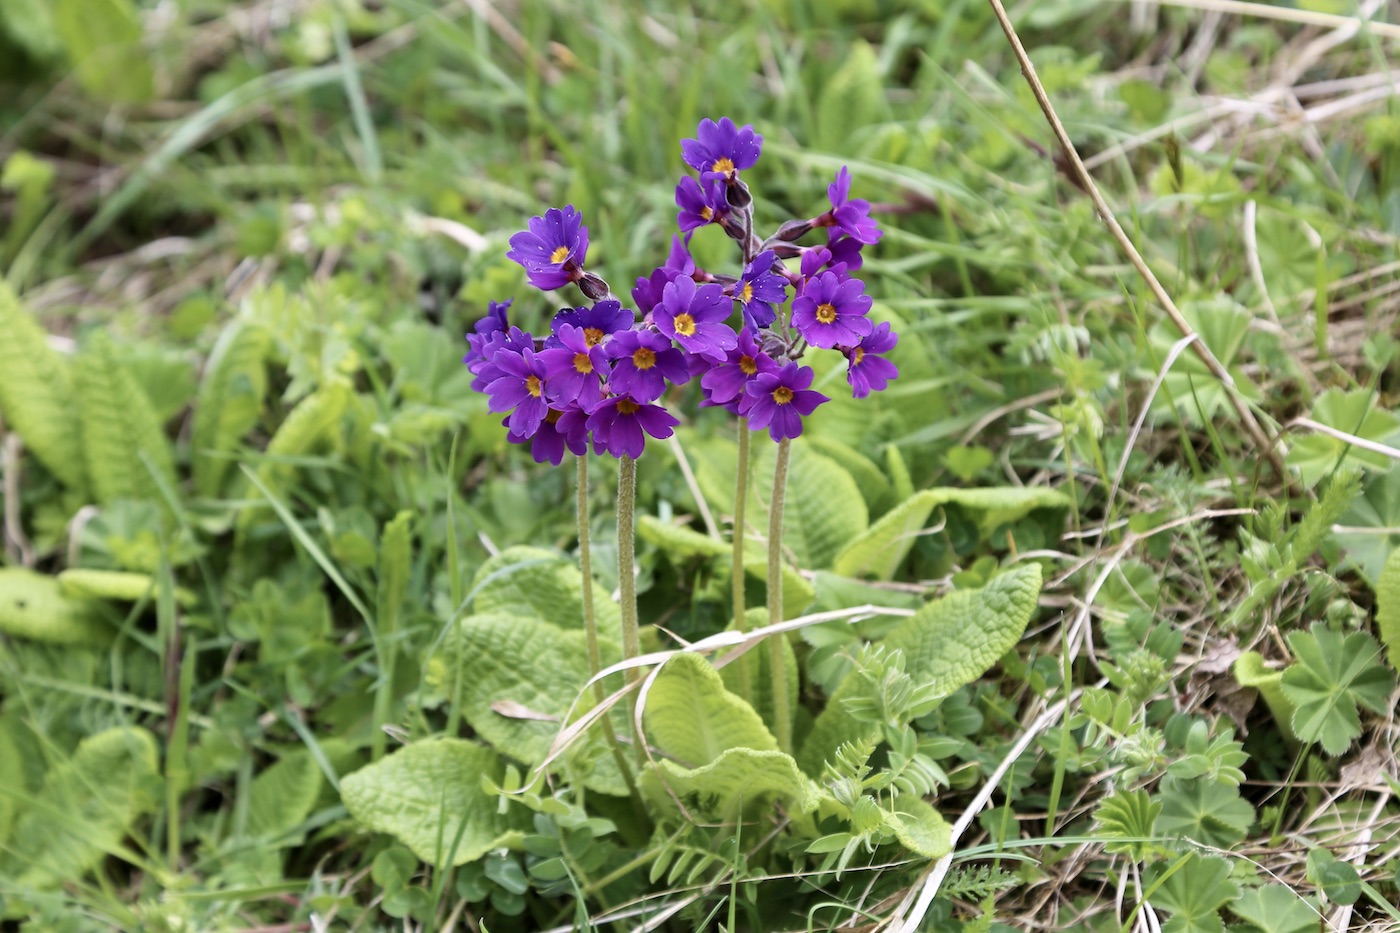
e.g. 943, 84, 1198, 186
1, 0, 1399, 930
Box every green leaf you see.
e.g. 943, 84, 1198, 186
641, 747, 820, 822
645, 652, 776, 767
340, 739, 525, 866
799, 564, 1042, 774
806, 436, 894, 517
56, 569, 196, 607
1229, 884, 1320, 933
781, 447, 869, 569
1232, 651, 1297, 742
1334, 463, 1400, 585
191, 321, 271, 498
73, 332, 177, 507
637, 516, 814, 618
54, 0, 153, 103
886, 444, 915, 503
435, 612, 626, 795
1281, 624, 1394, 756
0, 721, 21, 846
1093, 789, 1161, 860
469, 546, 620, 641
246, 749, 323, 841
815, 40, 887, 153
0, 726, 159, 888
1376, 547, 1400, 670
1146, 853, 1239, 933
377, 511, 413, 637
0, 568, 107, 645
719, 607, 800, 742
0, 281, 86, 492
885, 796, 952, 859
1156, 778, 1254, 847
1286, 388, 1400, 488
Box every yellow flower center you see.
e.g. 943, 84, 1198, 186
816, 303, 838, 324
712, 156, 736, 176
583, 327, 605, 346
740, 282, 753, 304
632, 348, 656, 370
546, 409, 563, 424
852, 347, 865, 365
526, 375, 543, 398
739, 355, 758, 376
673, 313, 697, 337
700, 206, 713, 221
771, 386, 794, 405
549, 245, 570, 263
572, 352, 593, 374
616, 399, 640, 415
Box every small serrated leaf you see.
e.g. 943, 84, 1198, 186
1281, 624, 1394, 756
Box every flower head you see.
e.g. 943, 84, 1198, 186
538, 323, 609, 409
467, 325, 534, 393
655, 277, 738, 362
675, 176, 729, 232
632, 236, 697, 315
844, 322, 900, 399
743, 362, 829, 442
824, 166, 882, 245
506, 406, 589, 465
605, 329, 691, 403
791, 271, 874, 349
587, 395, 681, 459
700, 327, 777, 413
506, 205, 589, 291
681, 117, 763, 183
464, 299, 513, 370
550, 300, 634, 348
484, 345, 551, 436
731, 250, 787, 330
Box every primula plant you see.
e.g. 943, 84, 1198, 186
334, 118, 1047, 930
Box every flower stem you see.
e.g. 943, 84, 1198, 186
767, 437, 793, 754
732, 420, 753, 705
578, 456, 640, 798
617, 454, 645, 768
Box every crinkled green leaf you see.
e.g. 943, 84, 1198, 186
247, 749, 323, 841
645, 652, 776, 767
435, 612, 626, 795
1229, 884, 1321, 933
341, 739, 525, 866
469, 546, 620, 641
191, 321, 271, 498
0, 281, 85, 491
885, 796, 951, 859
1146, 853, 1239, 933
641, 747, 820, 822
1157, 779, 1254, 847
799, 564, 1042, 774
719, 607, 800, 742
1376, 547, 1400, 670
0, 568, 107, 645
637, 516, 814, 618
74, 331, 177, 507
0, 726, 159, 887
780, 447, 868, 569
1281, 624, 1393, 756
0, 721, 20, 846
806, 436, 894, 517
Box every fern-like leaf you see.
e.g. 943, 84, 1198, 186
73, 332, 176, 506
0, 281, 86, 491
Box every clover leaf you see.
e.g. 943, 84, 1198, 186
1280, 624, 1394, 756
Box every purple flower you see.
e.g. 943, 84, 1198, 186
468, 325, 534, 392
681, 118, 763, 183
675, 176, 729, 232
538, 324, 608, 409
824, 166, 881, 245
506, 205, 589, 291
550, 300, 634, 349
731, 251, 787, 330
844, 322, 900, 399
464, 299, 513, 371
743, 362, 829, 442
791, 271, 874, 350
605, 329, 691, 403
485, 346, 551, 436
632, 236, 697, 315
506, 406, 589, 465
587, 395, 681, 459
799, 246, 850, 284
827, 235, 866, 272
700, 328, 776, 413
655, 277, 738, 362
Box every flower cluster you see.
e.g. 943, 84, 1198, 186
465, 117, 899, 463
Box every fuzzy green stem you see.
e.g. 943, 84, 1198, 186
732, 421, 754, 705
617, 455, 645, 767
767, 437, 793, 754
578, 456, 640, 798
